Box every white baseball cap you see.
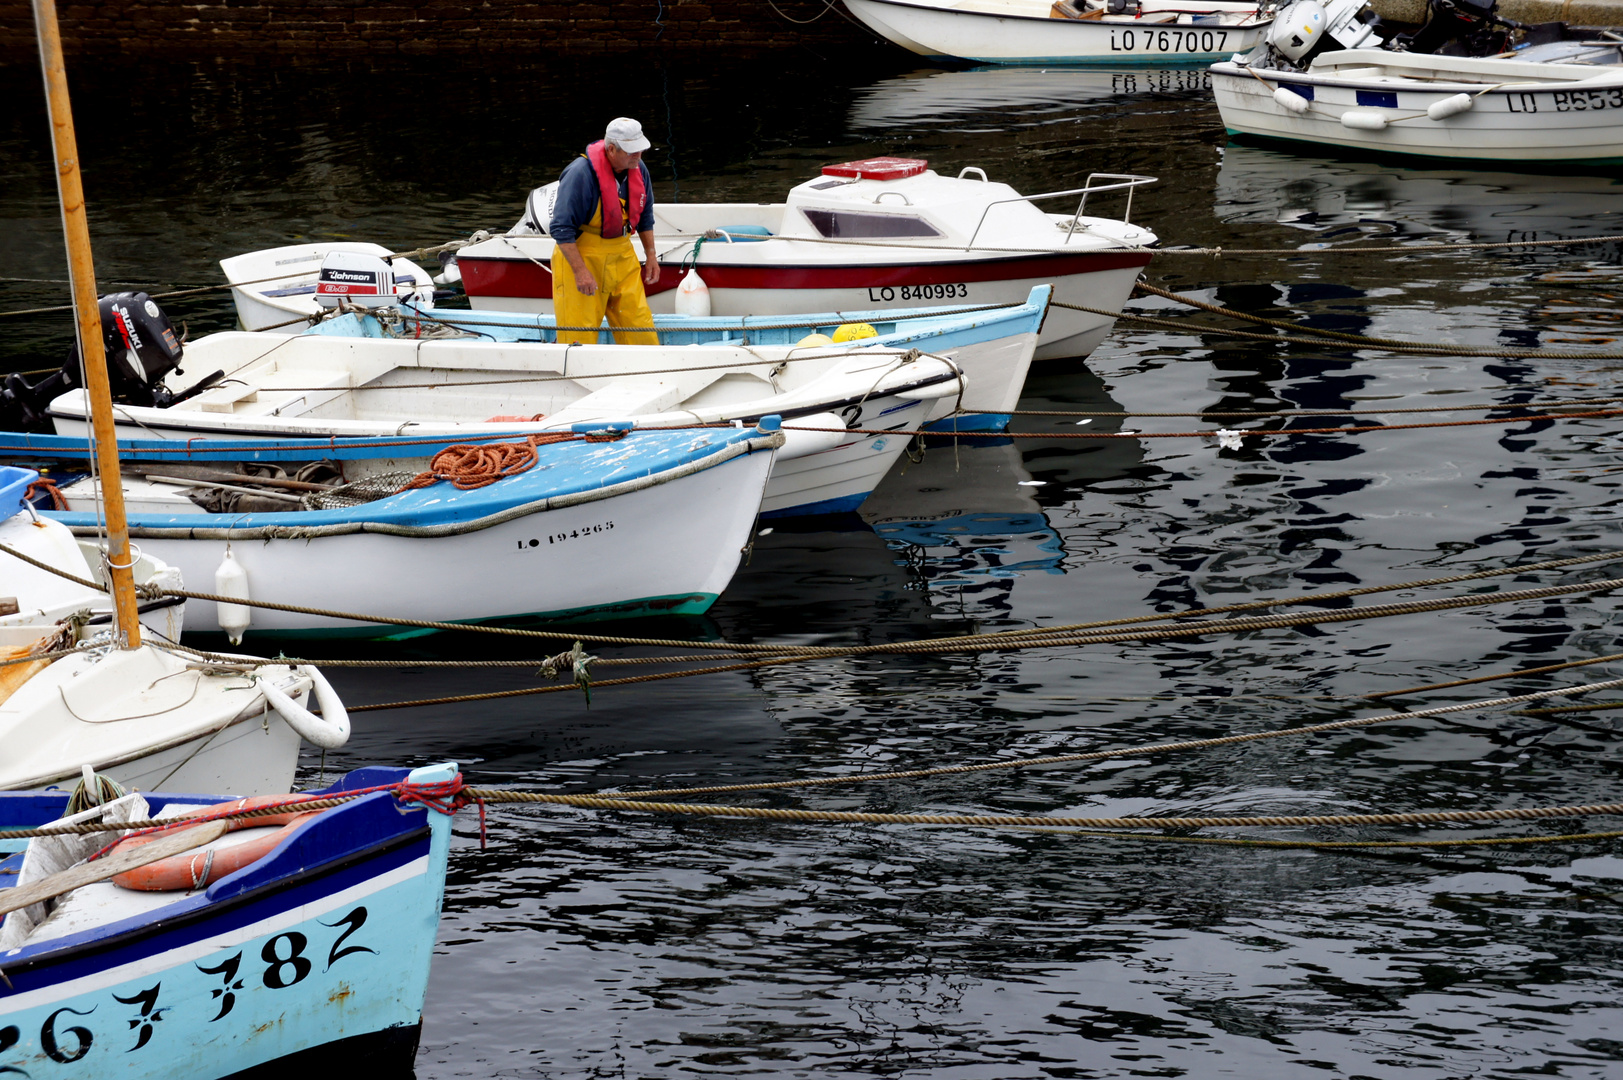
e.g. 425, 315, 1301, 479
605, 117, 651, 153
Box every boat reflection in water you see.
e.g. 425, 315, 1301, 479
861, 440, 1063, 624
848, 65, 1212, 132
1214, 142, 1623, 250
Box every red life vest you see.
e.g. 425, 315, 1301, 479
585, 140, 647, 241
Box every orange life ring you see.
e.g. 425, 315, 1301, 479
110, 796, 324, 892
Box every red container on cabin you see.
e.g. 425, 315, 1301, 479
820, 158, 929, 181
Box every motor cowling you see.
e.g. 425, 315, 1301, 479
1395, 0, 1516, 55
101, 292, 184, 392
1262, 0, 1381, 67
0, 291, 186, 432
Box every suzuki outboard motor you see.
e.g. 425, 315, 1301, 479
0, 291, 188, 432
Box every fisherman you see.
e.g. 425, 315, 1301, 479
549, 117, 661, 346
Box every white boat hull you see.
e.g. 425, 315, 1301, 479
845, 0, 1269, 64
90, 449, 774, 636
221, 241, 435, 332
0, 646, 316, 792
467, 262, 1136, 362
1211, 59, 1623, 163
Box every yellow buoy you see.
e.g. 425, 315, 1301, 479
833, 322, 878, 343
796, 332, 835, 348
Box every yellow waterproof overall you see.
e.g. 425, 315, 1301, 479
551, 200, 658, 346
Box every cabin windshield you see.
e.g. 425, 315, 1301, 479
799, 209, 944, 239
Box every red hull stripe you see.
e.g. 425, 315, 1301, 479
459, 250, 1152, 302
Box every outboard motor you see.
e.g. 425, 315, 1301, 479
0, 291, 189, 432
1394, 0, 1520, 55
313, 250, 398, 309
1260, 0, 1383, 68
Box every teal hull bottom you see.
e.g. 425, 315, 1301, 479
201, 591, 718, 642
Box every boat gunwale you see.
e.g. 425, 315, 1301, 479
847, 0, 1274, 30
0, 789, 429, 980
37, 430, 783, 541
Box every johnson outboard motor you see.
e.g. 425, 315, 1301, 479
0, 291, 191, 432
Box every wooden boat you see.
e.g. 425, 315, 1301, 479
220, 241, 435, 332
1211, 0, 1623, 163
317, 284, 1050, 434
0, 762, 457, 1075
843, 0, 1272, 65
453, 157, 1156, 361
0, 423, 782, 639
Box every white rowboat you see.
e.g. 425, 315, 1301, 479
845, 0, 1272, 65
1213, 40, 1623, 163
221, 241, 435, 332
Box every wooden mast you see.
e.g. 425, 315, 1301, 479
32, 0, 141, 648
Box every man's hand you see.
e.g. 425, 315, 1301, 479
641, 233, 661, 285
558, 242, 597, 295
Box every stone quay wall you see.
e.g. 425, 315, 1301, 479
0, 0, 875, 58
2, 0, 1617, 58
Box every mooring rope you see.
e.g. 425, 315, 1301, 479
276, 578, 1623, 713
5, 773, 1623, 843
790, 406, 1623, 442
1055, 299, 1623, 360
1009, 396, 1623, 418
6, 544, 1621, 676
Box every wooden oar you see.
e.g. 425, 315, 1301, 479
0, 821, 230, 918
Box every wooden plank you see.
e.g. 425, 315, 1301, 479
0, 821, 231, 917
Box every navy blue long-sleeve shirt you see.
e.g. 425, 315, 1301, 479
549, 155, 656, 244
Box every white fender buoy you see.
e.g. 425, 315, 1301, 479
259, 666, 351, 749
1340, 109, 1388, 130
214, 549, 251, 646
674, 269, 711, 317
1427, 93, 1474, 121
1273, 87, 1311, 114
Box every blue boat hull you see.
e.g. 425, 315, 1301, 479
0, 766, 454, 1078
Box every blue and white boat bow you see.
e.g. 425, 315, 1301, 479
0, 762, 458, 1077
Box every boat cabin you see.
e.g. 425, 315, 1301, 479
651, 159, 1138, 250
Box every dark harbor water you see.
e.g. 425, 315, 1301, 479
5, 48, 1623, 1079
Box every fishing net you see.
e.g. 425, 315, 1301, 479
301, 471, 418, 510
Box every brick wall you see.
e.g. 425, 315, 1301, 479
0, 0, 877, 57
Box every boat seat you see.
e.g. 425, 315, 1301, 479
190, 369, 352, 416
544, 377, 686, 426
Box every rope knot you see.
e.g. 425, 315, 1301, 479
394, 772, 487, 848
540, 641, 599, 705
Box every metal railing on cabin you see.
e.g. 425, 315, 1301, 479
961, 170, 1158, 250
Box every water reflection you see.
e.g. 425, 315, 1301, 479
1215, 143, 1623, 252
848, 65, 1213, 131
863, 440, 1064, 625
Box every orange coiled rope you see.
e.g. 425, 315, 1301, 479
404, 430, 628, 491
24, 477, 66, 510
